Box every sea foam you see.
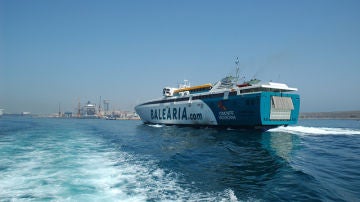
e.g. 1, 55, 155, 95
269, 126, 360, 135
0, 127, 238, 201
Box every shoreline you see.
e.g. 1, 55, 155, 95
3, 111, 360, 121
300, 111, 360, 120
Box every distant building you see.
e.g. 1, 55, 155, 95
64, 112, 72, 118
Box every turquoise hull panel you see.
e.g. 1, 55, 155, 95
260, 92, 300, 126
202, 92, 300, 128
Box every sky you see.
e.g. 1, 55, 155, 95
1, 0, 360, 114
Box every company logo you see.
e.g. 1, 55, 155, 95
218, 110, 236, 120
151, 107, 203, 121
217, 101, 227, 111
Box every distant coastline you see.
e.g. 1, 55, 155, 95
300, 111, 360, 120
2, 111, 360, 120
0, 113, 141, 120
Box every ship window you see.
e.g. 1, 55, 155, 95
241, 87, 268, 94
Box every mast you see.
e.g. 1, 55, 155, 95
235, 57, 240, 82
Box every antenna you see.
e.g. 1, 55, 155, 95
235, 57, 240, 82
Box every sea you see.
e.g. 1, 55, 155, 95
0, 116, 359, 202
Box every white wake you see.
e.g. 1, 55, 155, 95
269, 126, 360, 135
147, 124, 165, 128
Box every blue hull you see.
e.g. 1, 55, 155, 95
201, 92, 300, 128
136, 91, 300, 130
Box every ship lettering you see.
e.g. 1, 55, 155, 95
150, 107, 202, 121
167, 108, 171, 120
173, 108, 177, 119
219, 111, 236, 120
162, 108, 166, 120
190, 113, 203, 120
151, 109, 157, 119
181, 108, 187, 120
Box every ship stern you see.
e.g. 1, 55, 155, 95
260, 92, 300, 127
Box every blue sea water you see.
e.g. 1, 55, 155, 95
0, 117, 359, 201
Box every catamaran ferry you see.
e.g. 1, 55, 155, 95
135, 65, 300, 130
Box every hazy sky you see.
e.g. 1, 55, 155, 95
1, 0, 360, 114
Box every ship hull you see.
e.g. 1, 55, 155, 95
135, 92, 300, 130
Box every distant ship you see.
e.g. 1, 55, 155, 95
80, 101, 99, 119
135, 62, 300, 130
21, 112, 31, 116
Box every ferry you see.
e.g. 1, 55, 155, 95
135, 64, 300, 130
80, 101, 99, 119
